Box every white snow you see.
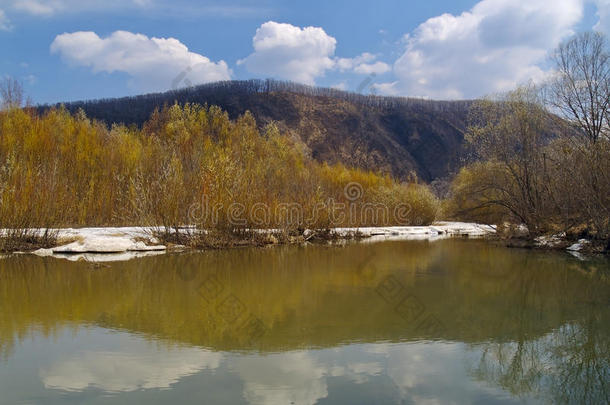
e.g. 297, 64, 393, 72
54, 251, 167, 263
567, 239, 589, 252
535, 233, 566, 248
52, 237, 166, 254
24, 227, 167, 262
336, 222, 496, 242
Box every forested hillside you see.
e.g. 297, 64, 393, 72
45, 80, 473, 181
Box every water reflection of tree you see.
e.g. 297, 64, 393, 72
471, 258, 610, 404
471, 254, 551, 400
1, 241, 608, 373
549, 311, 609, 403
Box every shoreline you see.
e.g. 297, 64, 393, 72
2, 223, 606, 263
2, 222, 496, 263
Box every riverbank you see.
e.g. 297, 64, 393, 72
5, 222, 606, 263
487, 223, 608, 255
506, 234, 610, 256
1, 222, 496, 262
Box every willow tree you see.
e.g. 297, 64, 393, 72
452, 86, 559, 234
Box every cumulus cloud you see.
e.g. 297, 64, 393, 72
239, 21, 390, 85
238, 21, 337, 85
0, 9, 10, 31
50, 30, 231, 92
379, 0, 584, 99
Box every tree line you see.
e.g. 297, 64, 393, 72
0, 97, 438, 251
39, 79, 473, 126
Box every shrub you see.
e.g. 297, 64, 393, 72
0, 103, 440, 249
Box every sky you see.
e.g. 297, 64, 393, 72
0, 0, 607, 104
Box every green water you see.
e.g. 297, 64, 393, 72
0, 239, 608, 404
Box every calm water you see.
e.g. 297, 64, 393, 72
0, 240, 609, 405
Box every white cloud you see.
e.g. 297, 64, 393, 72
23, 74, 36, 85
1, 0, 265, 21
0, 8, 11, 30
354, 61, 391, 75
239, 21, 390, 85
41, 348, 222, 392
594, 0, 610, 36
40, 349, 222, 392
232, 352, 329, 405
238, 21, 337, 85
336, 52, 390, 75
336, 52, 376, 71
13, 0, 53, 15
6, 0, 147, 16
50, 30, 231, 93
331, 81, 348, 91
380, 0, 584, 99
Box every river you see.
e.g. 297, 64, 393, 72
0, 239, 608, 404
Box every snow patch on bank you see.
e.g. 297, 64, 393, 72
336, 222, 496, 243
567, 239, 590, 252
29, 227, 167, 262
535, 233, 567, 248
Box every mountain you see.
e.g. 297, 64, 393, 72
45, 80, 474, 182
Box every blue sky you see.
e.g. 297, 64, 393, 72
0, 0, 605, 103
